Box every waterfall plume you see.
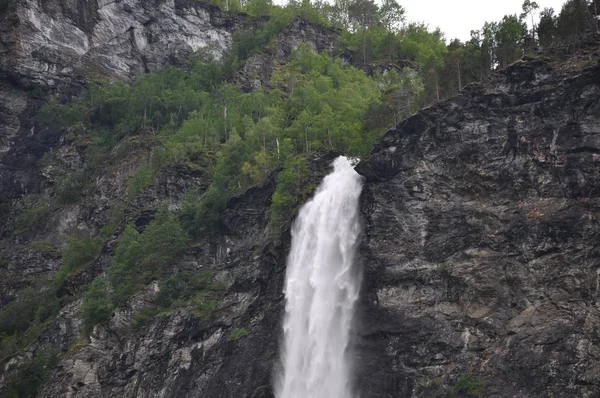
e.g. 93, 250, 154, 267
275, 156, 364, 398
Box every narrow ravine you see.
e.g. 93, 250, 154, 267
275, 156, 364, 398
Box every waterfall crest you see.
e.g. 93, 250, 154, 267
275, 156, 364, 398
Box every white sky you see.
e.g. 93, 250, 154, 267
400, 0, 568, 42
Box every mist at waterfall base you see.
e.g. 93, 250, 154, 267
275, 156, 364, 398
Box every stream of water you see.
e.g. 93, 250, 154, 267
275, 156, 364, 398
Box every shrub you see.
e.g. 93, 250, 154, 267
0, 284, 60, 361
193, 186, 227, 237
453, 372, 485, 397
0, 284, 59, 338
29, 240, 58, 255
109, 210, 190, 306
4, 349, 60, 398
155, 271, 216, 306
268, 151, 307, 233
79, 276, 113, 333
126, 162, 154, 199
54, 171, 85, 204
132, 271, 227, 327
53, 235, 103, 285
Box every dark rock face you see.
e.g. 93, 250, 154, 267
355, 54, 600, 396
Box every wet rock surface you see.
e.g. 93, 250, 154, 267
355, 50, 600, 396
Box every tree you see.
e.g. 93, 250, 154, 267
347, 0, 379, 63
378, 0, 405, 32
521, 0, 539, 40
494, 15, 527, 68
80, 276, 112, 332
537, 7, 557, 47
557, 0, 596, 43
328, 0, 352, 28
481, 22, 498, 72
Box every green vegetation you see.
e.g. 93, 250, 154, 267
54, 171, 85, 204
4, 349, 60, 398
0, 283, 60, 361
53, 235, 103, 286
29, 240, 59, 255
453, 372, 485, 397
79, 276, 112, 333
228, 327, 250, 341
109, 210, 190, 306
16, 0, 598, 373
100, 203, 128, 239
126, 162, 154, 198
268, 151, 307, 233
131, 271, 227, 327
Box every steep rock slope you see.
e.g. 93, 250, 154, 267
0, 0, 241, 201
356, 48, 600, 396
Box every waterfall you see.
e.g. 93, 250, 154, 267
275, 156, 364, 398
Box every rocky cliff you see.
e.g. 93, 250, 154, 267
355, 46, 600, 396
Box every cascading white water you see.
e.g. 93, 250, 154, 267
275, 156, 364, 398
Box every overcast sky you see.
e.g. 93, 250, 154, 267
401, 0, 568, 42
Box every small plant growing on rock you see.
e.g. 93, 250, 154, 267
228, 328, 250, 341
80, 276, 113, 333
452, 372, 485, 397
53, 235, 103, 286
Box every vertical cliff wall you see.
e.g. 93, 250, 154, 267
356, 47, 600, 397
